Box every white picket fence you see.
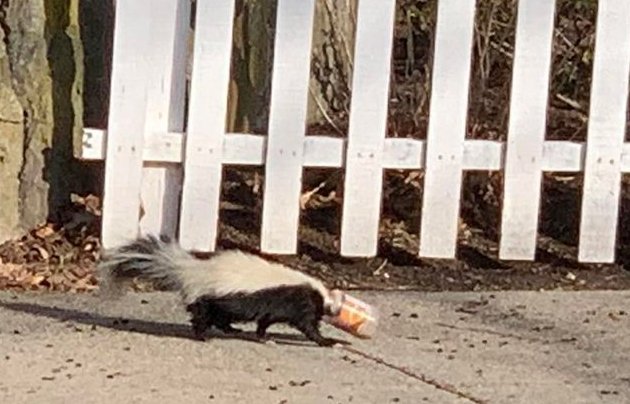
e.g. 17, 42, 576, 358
81, 0, 630, 263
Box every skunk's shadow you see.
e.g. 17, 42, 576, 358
0, 300, 347, 348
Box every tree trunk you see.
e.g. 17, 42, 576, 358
228, 0, 357, 134
228, 0, 276, 134
0, 0, 86, 243
308, 0, 357, 133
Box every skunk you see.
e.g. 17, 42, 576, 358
98, 235, 345, 347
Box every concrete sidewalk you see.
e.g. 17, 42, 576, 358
0, 290, 628, 404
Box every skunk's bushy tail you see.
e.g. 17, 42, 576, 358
98, 235, 200, 297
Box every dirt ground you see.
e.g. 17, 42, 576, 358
1, 168, 629, 294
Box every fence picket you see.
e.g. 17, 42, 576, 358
339, 0, 397, 256
418, 0, 476, 258
101, 0, 154, 249
139, 0, 190, 239
578, 0, 630, 263
260, 0, 317, 254
499, 0, 556, 260
178, 0, 235, 251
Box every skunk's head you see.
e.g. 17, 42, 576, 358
324, 289, 345, 316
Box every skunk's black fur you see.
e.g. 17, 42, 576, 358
186, 286, 336, 346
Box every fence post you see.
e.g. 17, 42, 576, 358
339, 0, 397, 257
260, 0, 317, 254
178, 0, 236, 251
418, 0, 476, 258
139, 0, 190, 239
578, 0, 630, 263
101, 0, 153, 248
499, 0, 556, 260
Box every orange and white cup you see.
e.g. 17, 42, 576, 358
324, 291, 378, 339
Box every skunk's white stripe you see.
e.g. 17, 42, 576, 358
100, 238, 332, 306
176, 250, 331, 305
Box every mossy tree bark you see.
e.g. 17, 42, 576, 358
0, 0, 87, 243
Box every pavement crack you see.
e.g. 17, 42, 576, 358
341, 346, 488, 404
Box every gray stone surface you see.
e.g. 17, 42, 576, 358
0, 290, 628, 403
0, 0, 84, 243
0, 9, 26, 241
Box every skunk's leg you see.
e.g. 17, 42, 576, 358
256, 317, 274, 340
294, 319, 337, 347
186, 301, 213, 340
190, 313, 210, 340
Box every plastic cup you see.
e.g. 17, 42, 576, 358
324, 292, 378, 339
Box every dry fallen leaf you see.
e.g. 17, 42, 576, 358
29, 275, 45, 286
0, 263, 21, 276
71, 267, 88, 279
84, 194, 102, 215
74, 278, 98, 291
34, 225, 55, 239
31, 245, 50, 261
